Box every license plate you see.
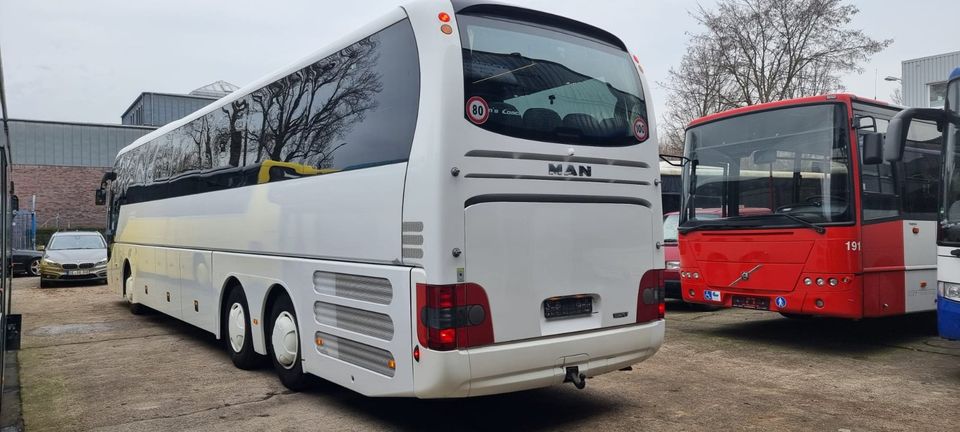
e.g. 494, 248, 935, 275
543, 296, 593, 319
731, 295, 770, 310
66, 270, 85, 276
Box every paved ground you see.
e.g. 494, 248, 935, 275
12, 276, 960, 431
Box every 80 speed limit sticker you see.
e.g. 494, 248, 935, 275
466, 96, 490, 125
633, 117, 649, 143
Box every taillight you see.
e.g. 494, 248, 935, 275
416, 283, 494, 351
637, 269, 665, 323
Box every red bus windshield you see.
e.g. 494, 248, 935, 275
681, 103, 853, 229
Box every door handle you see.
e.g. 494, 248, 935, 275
951, 249, 960, 257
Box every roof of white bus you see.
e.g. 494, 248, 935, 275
116, 4, 412, 158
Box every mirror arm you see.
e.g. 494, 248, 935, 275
660, 154, 694, 167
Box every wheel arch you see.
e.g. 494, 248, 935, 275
216, 276, 244, 340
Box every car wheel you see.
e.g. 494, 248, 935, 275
28, 259, 41, 277
267, 294, 310, 391
223, 288, 263, 370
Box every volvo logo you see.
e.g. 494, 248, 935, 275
729, 264, 763, 287
548, 163, 592, 177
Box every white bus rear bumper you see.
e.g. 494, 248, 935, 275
413, 320, 665, 398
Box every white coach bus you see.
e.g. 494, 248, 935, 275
96, 0, 665, 398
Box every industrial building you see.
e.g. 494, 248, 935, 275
1, 81, 236, 233
901, 50, 960, 108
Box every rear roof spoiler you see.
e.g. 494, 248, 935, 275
451, 1, 628, 51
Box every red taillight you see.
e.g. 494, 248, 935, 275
637, 269, 665, 323
416, 283, 494, 351
438, 12, 451, 22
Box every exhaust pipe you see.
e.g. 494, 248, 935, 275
564, 366, 587, 390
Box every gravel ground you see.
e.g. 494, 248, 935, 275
12, 277, 960, 431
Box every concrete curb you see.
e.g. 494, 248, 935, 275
0, 351, 23, 432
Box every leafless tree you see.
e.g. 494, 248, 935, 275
891, 87, 903, 105
660, 0, 891, 155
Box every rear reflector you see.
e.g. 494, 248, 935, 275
637, 269, 665, 323
417, 283, 494, 351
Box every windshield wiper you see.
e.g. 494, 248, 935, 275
758, 213, 826, 234
678, 222, 762, 234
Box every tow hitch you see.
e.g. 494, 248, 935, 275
564, 366, 587, 390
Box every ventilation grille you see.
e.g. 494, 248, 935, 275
402, 221, 424, 261
314, 302, 394, 341
314, 272, 392, 305
315, 332, 396, 377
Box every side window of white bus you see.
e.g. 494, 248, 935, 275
115, 19, 420, 205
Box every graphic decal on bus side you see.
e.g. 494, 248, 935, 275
633, 117, 649, 142
466, 96, 490, 125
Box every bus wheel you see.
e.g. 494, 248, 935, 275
267, 294, 310, 391
126, 275, 147, 315
223, 288, 262, 370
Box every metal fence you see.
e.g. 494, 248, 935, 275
11, 211, 35, 251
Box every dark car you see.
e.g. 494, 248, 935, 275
8, 249, 43, 277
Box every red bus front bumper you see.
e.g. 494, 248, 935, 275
681, 274, 864, 319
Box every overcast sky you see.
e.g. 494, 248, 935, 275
1, 0, 958, 125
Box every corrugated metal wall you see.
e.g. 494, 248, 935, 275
902, 51, 960, 108
122, 93, 216, 127
3, 120, 155, 167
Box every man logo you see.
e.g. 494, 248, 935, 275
548, 164, 592, 177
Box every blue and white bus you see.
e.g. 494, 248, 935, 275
886, 67, 960, 339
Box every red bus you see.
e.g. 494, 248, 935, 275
678, 94, 942, 318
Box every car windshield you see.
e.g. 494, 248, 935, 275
940, 79, 960, 246
48, 235, 105, 250
681, 103, 853, 228
459, 14, 648, 146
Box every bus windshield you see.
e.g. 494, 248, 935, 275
681, 103, 853, 228
459, 14, 647, 146
940, 80, 960, 246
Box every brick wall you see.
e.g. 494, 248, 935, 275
11, 165, 109, 229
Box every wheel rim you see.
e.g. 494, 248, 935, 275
271, 311, 299, 369
30, 259, 40, 276
228, 303, 246, 353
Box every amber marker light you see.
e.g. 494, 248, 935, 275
388, 359, 397, 370
441, 24, 453, 35
315, 335, 324, 346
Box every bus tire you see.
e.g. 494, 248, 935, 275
223, 288, 262, 370
125, 274, 147, 315
267, 293, 310, 391
129, 302, 148, 315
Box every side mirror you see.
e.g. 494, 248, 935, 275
885, 108, 947, 162
95, 188, 107, 206
11, 194, 19, 212
862, 133, 884, 165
